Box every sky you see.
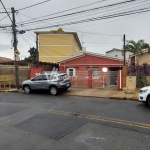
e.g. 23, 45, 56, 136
0, 0, 150, 60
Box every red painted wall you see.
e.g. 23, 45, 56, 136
30, 68, 43, 79
59, 54, 123, 87
59, 54, 123, 72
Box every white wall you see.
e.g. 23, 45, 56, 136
106, 49, 132, 62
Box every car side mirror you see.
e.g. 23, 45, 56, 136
31, 79, 34, 81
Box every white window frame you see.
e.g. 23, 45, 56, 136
67, 68, 76, 77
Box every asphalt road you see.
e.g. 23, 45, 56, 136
0, 92, 150, 150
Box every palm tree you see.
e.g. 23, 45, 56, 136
125, 39, 150, 64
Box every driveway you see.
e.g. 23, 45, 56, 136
0, 92, 150, 150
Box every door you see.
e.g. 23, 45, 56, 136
41, 75, 51, 89
30, 75, 43, 90
109, 71, 117, 85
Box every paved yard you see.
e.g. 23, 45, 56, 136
0, 92, 150, 150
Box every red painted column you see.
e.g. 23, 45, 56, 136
88, 70, 93, 88
117, 70, 122, 90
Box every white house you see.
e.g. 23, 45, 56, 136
106, 48, 132, 64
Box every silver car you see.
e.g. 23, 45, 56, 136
22, 73, 71, 95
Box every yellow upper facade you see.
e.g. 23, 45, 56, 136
34, 29, 83, 63
138, 52, 150, 65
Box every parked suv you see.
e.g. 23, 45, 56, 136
138, 86, 150, 107
22, 73, 71, 95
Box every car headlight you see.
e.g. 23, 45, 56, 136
140, 89, 148, 93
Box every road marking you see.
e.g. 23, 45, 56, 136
50, 110, 150, 130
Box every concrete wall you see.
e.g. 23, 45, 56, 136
0, 67, 30, 86
39, 34, 81, 63
126, 76, 136, 90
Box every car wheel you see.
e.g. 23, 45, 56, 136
147, 97, 150, 107
50, 86, 58, 95
24, 85, 31, 94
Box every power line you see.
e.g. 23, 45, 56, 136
0, 11, 8, 13
70, 14, 139, 28
17, 12, 53, 30
63, 28, 122, 37
0, 15, 7, 21
16, 0, 108, 24
16, 0, 148, 30
20, 34, 34, 46
83, 42, 121, 45
16, 0, 147, 32
16, 13, 35, 38
16, 0, 137, 26
0, 0, 12, 22
24, 6, 150, 31
17, 0, 51, 11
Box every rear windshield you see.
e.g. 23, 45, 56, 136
58, 74, 69, 80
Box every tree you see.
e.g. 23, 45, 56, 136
125, 39, 150, 64
25, 47, 38, 62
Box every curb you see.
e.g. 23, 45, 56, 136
0, 89, 138, 101
63, 93, 138, 101
0, 89, 19, 92
109, 97, 138, 101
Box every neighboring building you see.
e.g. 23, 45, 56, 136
34, 28, 83, 63
130, 50, 150, 65
58, 51, 123, 86
106, 48, 132, 64
0, 56, 12, 62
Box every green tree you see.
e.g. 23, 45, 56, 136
125, 39, 150, 64
25, 47, 38, 62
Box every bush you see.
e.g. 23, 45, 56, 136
137, 75, 149, 88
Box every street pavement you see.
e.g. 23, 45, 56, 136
0, 92, 150, 150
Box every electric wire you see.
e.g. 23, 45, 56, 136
17, 0, 51, 11
16, 0, 137, 26
16, 0, 108, 24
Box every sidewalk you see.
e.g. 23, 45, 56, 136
61, 87, 139, 101
0, 87, 139, 101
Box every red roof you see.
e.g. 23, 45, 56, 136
0, 57, 12, 62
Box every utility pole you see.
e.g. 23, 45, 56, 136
123, 34, 126, 65
11, 7, 19, 89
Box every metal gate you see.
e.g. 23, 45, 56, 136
70, 71, 88, 87
69, 71, 118, 87
108, 71, 117, 85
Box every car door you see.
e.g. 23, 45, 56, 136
30, 75, 43, 90
41, 75, 50, 90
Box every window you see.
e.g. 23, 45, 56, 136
67, 68, 76, 77
42, 75, 48, 80
69, 69, 73, 76
33, 75, 43, 81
